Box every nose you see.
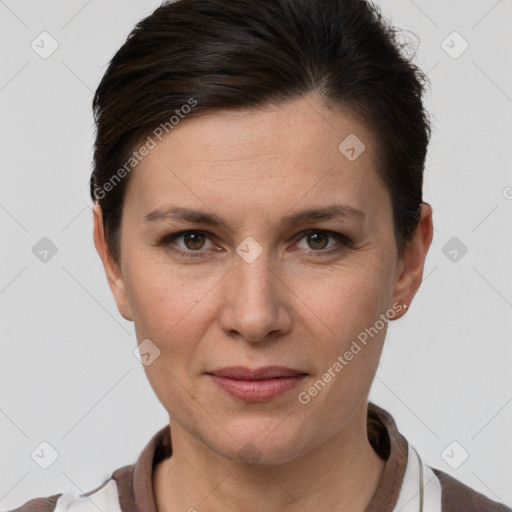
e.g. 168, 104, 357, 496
218, 248, 292, 343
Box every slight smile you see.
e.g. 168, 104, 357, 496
207, 366, 309, 402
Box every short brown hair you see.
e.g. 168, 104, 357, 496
90, 0, 431, 265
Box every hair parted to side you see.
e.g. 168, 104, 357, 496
90, 0, 432, 266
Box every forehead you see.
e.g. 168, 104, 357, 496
124, 95, 388, 222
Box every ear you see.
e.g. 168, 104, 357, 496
92, 204, 133, 321
390, 202, 433, 320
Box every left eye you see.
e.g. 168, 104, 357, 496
295, 230, 342, 251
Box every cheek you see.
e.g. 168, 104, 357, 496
125, 257, 210, 330
289, 258, 392, 404
293, 260, 392, 343
296, 275, 388, 413
125, 269, 210, 411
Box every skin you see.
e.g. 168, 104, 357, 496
93, 93, 433, 512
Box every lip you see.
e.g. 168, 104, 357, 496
207, 366, 308, 402
209, 366, 307, 380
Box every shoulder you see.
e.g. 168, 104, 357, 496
4, 493, 62, 512
432, 467, 512, 512
3, 470, 128, 512
367, 402, 511, 512
4, 423, 167, 512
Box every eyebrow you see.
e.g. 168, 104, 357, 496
144, 204, 365, 231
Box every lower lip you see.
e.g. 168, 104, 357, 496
209, 374, 306, 402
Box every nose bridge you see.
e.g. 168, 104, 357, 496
218, 240, 287, 341
233, 241, 276, 305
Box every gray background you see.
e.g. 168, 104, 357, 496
1, 0, 511, 509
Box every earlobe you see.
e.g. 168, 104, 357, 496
92, 204, 133, 321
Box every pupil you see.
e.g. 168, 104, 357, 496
185, 233, 204, 250
308, 232, 327, 249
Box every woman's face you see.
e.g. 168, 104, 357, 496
94, 94, 430, 465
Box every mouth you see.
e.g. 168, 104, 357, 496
206, 366, 308, 402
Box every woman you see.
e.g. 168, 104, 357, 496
8, 0, 511, 511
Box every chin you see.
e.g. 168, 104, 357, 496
204, 417, 310, 467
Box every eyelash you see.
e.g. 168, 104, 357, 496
158, 229, 352, 259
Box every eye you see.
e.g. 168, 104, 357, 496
160, 230, 218, 258
294, 229, 350, 254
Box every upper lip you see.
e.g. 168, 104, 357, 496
208, 366, 307, 380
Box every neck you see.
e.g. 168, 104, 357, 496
153, 401, 386, 512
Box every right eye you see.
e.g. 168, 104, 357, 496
159, 230, 220, 258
